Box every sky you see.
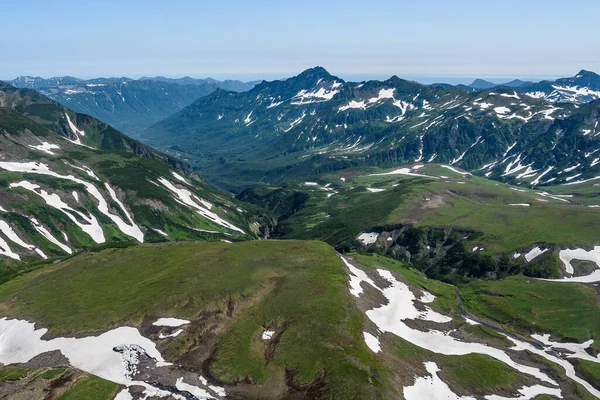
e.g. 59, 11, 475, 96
1, 0, 599, 84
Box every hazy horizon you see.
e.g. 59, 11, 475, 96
2, 0, 599, 83
1, 69, 579, 87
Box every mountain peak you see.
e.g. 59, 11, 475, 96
385, 75, 414, 87
499, 79, 532, 88
296, 66, 335, 81
576, 69, 598, 77
561, 69, 600, 89
469, 78, 496, 90
250, 66, 343, 93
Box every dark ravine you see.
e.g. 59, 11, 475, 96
354, 224, 561, 282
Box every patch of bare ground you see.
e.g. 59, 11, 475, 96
0, 367, 78, 400
23, 350, 69, 369
421, 194, 445, 210
135, 198, 169, 212
141, 276, 314, 399
263, 322, 290, 365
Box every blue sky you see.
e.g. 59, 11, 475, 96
1, 0, 599, 83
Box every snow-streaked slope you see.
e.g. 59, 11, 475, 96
0, 161, 143, 243
0, 81, 254, 261
341, 255, 600, 399
157, 177, 245, 233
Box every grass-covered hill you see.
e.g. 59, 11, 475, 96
0, 82, 259, 264
0, 241, 385, 399
1, 241, 600, 399
239, 163, 600, 281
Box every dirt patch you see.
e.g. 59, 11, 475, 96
264, 321, 290, 365
0, 365, 80, 400
136, 198, 169, 212
403, 317, 453, 333
284, 368, 327, 399
139, 277, 308, 399
224, 369, 288, 400
352, 281, 387, 313
23, 350, 70, 369
421, 194, 445, 210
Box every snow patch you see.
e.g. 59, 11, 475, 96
158, 329, 183, 339
64, 113, 94, 149
175, 377, 217, 399
558, 246, 600, 275
29, 141, 60, 155
262, 330, 275, 340
363, 331, 381, 353
440, 165, 471, 175
485, 384, 562, 400
1, 162, 143, 243
0, 318, 173, 393
152, 318, 190, 327
338, 88, 397, 112
0, 220, 45, 259
341, 255, 560, 388
357, 232, 379, 245
114, 388, 134, 400
291, 86, 340, 105
524, 247, 548, 262
404, 362, 475, 400
29, 218, 72, 254
171, 171, 189, 184
10, 180, 105, 243
369, 168, 436, 179
152, 228, 169, 237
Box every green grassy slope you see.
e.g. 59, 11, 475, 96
345, 254, 546, 398
0, 240, 383, 398
2, 239, 600, 398
459, 275, 600, 345
240, 164, 600, 280
283, 165, 600, 250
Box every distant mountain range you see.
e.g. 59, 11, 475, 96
8, 76, 258, 135
8, 68, 600, 193
0, 81, 256, 261
140, 66, 600, 191
455, 70, 600, 104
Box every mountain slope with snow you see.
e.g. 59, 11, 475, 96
516, 70, 600, 104
142, 67, 600, 190
0, 82, 255, 263
8, 76, 257, 135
